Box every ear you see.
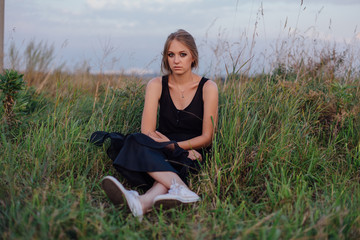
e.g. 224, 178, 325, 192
191, 56, 196, 67
191, 55, 195, 64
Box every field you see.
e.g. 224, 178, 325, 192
1, 33, 360, 239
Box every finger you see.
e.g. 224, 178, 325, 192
194, 151, 202, 161
155, 131, 169, 140
148, 132, 157, 138
189, 155, 197, 160
188, 150, 200, 161
187, 151, 195, 160
155, 130, 164, 136
147, 134, 163, 142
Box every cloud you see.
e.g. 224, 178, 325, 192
291, 0, 359, 5
86, 0, 117, 10
124, 67, 155, 75
86, 0, 202, 11
311, 0, 360, 4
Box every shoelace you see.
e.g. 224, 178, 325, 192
168, 179, 185, 195
129, 190, 139, 196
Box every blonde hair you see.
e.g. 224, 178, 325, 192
161, 29, 199, 74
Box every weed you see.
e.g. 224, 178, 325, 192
0, 69, 26, 127
1, 4, 360, 239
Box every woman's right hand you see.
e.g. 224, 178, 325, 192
187, 149, 202, 161
147, 131, 170, 142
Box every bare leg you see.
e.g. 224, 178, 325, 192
138, 171, 188, 213
102, 171, 194, 217
148, 171, 187, 189
148, 171, 200, 208
138, 181, 167, 213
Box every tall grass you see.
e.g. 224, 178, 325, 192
1, 16, 360, 240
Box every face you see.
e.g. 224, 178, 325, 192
167, 40, 194, 75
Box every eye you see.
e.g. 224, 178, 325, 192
180, 52, 187, 57
168, 53, 174, 57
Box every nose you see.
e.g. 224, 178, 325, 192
174, 55, 180, 63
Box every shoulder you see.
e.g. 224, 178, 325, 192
202, 79, 218, 105
203, 79, 218, 94
146, 76, 162, 88
145, 76, 163, 93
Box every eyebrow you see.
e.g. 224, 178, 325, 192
168, 50, 188, 53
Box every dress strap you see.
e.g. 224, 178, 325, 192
200, 76, 208, 85
162, 75, 169, 87
198, 77, 209, 98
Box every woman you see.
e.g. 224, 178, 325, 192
101, 29, 218, 220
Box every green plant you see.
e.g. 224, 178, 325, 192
0, 69, 26, 126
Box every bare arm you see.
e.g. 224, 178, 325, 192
177, 80, 219, 150
141, 78, 218, 160
141, 77, 162, 135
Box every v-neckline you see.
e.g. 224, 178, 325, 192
167, 76, 203, 111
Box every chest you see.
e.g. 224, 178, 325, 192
168, 82, 200, 110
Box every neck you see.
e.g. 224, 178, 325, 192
170, 71, 194, 86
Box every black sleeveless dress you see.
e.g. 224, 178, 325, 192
158, 75, 208, 142
94, 75, 209, 190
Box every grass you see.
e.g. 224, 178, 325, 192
1, 22, 360, 239
1, 64, 359, 239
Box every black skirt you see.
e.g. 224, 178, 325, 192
90, 132, 200, 190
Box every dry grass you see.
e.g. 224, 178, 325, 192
1, 6, 360, 238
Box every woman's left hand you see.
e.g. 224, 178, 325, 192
187, 149, 202, 161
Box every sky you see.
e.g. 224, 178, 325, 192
4, 0, 360, 76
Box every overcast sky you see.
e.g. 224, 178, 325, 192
4, 0, 360, 76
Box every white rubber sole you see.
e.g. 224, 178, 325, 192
101, 176, 127, 205
153, 194, 200, 209
101, 176, 143, 220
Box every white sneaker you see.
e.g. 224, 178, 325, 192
153, 179, 200, 209
101, 176, 143, 221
